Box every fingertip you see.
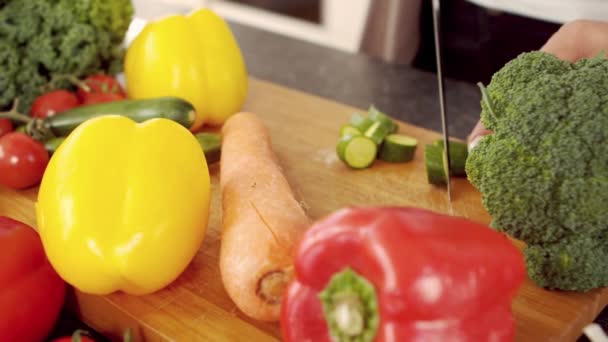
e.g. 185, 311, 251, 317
468, 136, 482, 152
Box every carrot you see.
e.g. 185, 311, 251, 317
219, 112, 310, 321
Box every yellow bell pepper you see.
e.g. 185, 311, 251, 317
125, 8, 248, 130
36, 115, 211, 295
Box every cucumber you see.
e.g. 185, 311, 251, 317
340, 125, 361, 138
336, 135, 377, 169
379, 134, 417, 163
44, 97, 197, 137
195, 132, 222, 164
44, 137, 66, 155
364, 121, 390, 146
425, 144, 447, 185
368, 105, 398, 133
434, 139, 468, 176
349, 113, 374, 132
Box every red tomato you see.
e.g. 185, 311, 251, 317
0, 216, 66, 342
30, 90, 80, 119
77, 74, 126, 101
0, 132, 49, 189
50, 330, 96, 342
80, 92, 125, 106
51, 337, 96, 342
0, 118, 12, 137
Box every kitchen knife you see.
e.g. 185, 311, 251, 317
431, 0, 453, 202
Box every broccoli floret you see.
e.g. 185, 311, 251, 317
525, 232, 608, 291
466, 51, 608, 291
0, 0, 133, 112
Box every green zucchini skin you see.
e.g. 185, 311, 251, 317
434, 139, 469, 176
195, 132, 222, 164
44, 137, 66, 155
425, 144, 447, 185
379, 134, 417, 163
45, 97, 197, 136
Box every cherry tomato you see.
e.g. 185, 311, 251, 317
0, 216, 66, 342
51, 337, 96, 342
30, 90, 80, 119
81, 92, 125, 105
0, 118, 12, 137
50, 330, 96, 342
0, 132, 49, 189
77, 74, 126, 101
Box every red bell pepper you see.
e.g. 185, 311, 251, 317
0, 216, 66, 342
280, 207, 525, 342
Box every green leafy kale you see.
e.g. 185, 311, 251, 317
466, 51, 608, 292
0, 0, 134, 112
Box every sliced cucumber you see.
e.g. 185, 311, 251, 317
368, 105, 398, 133
379, 134, 417, 163
337, 135, 377, 169
195, 132, 221, 164
340, 125, 361, 138
349, 113, 374, 132
364, 121, 390, 146
434, 139, 469, 176
425, 144, 447, 185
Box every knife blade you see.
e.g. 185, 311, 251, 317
431, 0, 453, 202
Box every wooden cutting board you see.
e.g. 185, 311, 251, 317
1, 78, 607, 342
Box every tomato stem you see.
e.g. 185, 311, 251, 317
0, 99, 32, 124
49, 74, 91, 93
71, 329, 90, 342
123, 328, 133, 342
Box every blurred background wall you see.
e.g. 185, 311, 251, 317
134, 0, 608, 85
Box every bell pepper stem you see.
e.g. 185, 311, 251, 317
319, 268, 379, 342
332, 293, 365, 336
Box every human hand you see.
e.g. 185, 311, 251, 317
467, 19, 608, 150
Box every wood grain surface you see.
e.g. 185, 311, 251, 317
1, 78, 606, 342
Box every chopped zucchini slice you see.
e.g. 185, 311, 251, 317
379, 134, 417, 163
425, 144, 447, 185
364, 121, 390, 146
368, 105, 398, 133
195, 132, 222, 164
340, 124, 362, 137
337, 135, 378, 169
350, 113, 374, 132
434, 139, 469, 176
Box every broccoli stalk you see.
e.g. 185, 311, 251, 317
466, 51, 608, 292
0, 0, 134, 113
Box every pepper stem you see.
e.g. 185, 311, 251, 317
332, 293, 365, 336
319, 268, 379, 342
